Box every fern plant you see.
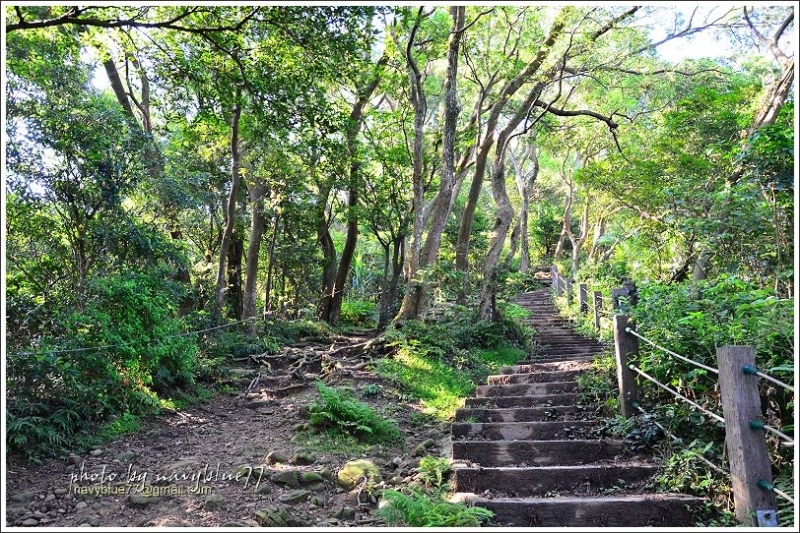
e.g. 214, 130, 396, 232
377, 488, 494, 527
307, 381, 403, 445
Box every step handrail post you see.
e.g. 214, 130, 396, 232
579, 283, 588, 314
593, 291, 602, 330
716, 345, 778, 526
612, 314, 639, 418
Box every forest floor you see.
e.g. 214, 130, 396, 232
5, 334, 453, 528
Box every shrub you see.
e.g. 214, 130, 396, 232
340, 299, 378, 328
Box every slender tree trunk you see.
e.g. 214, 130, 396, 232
395, 10, 428, 321
315, 185, 337, 321
226, 229, 244, 320
398, 6, 465, 320
478, 147, 514, 320
379, 237, 405, 329
214, 89, 243, 321
264, 213, 279, 319
503, 218, 521, 271
242, 183, 266, 335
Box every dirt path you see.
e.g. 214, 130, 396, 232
5, 340, 451, 528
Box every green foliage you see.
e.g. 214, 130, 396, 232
6, 269, 199, 460
417, 456, 452, 488
340, 299, 378, 328
377, 488, 494, 527
97, 412, 141, 440
307, 381, 403, 445
378, 308, 527, 419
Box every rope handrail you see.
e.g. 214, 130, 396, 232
631, 401, 727, 475
757, 480, 795, 505
11, 317, 259, 357
742, 365, 794, 393
628, 364, 725, 424
749, 420, 794, 444
625, 327, 719, 375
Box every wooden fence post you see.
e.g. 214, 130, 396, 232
565, 279, 573, 305
553, 270, 563, 297
716, 346, 778, 526
579, 283, 588, 314
593, 291, 602, 330
612, 314, 639, 418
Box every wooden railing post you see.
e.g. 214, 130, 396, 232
564, 279, 573, 305
612, 314, 639, 418
579, 283, 588, 314
716, 346, 778, 526
593, 291, 602, 330
553, 269, 563, 297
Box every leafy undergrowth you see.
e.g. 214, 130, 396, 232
377, 456, 494, 527
307, 381, 404, 446
377, 306, 530, 419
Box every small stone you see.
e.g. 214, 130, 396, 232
203, 493, 225, 510
43, 493, 56, 504
54, 489, 68, 497
9, 492, 36, 504
32, 511, 47, 519
335, 507, 356, 520
271, 470, 300, 488
299, 471, 325, 484
413, 444, 427, 457
290, 452, 316, 465
255, 484, 272, 495
422, 438, 435, 449
22, 518, 39, 526
247, 399, 276, 409
319, 467, 332, 480
68, 455, 81, 465
75, 502, 89, 511
266, 451, 288, 465
389, 476, 403, 486
89, 449, 103, 457
306, 483, 326, 492
280, 490, 311, 504
392, 457, 403, 467
127, 494, 161, 508
115, 451, 136, 462
309, 496, 324, 508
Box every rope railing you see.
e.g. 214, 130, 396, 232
628, 364, 725, 424
742, 364, 794, 393
749, 420, 794, 444
625, 327, 719, 375
757, 480, 796, 505
551, 263, 796, 526
631, 400, 727, 475
12, 317, 259, 357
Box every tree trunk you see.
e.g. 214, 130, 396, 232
315, 184, 337, 321
225, 229, 244, 320
242, 183, 266, 335
398, 6, 465, 320
214, 89, 243, 321
326, 52, 389, 325
395, 10, 429, 322
379, 237, 405, 329
503, 217, 521, 271
455, 9, 570, 302
263, 213, 279, 319
478, 148, 514, 320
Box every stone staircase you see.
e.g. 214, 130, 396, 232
450, 283, 702, 527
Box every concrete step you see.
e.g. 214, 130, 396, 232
465, 393, 579, 409
451, 439, 629, 467
455, 405, 587, 423
488, 369, 583, 384
453, 493, 702, 527
452, 463, 658, 496
451, 421, 597, 441
474, 381, 577, 397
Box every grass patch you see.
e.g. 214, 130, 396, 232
377, 308, 530, 420
378, 488, 494, 527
